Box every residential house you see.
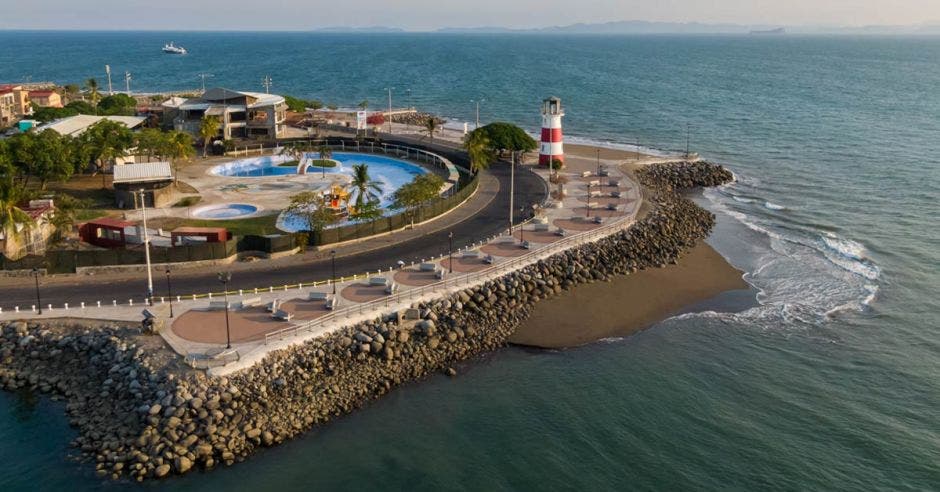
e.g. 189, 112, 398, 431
0, 199, 57, 259
163, 88, 287, 141
28, 89, 63, 108
0, 85, 31, 120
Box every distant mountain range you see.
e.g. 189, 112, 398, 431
314, 20, 940, 35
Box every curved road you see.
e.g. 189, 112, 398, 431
0, 137, 546, 310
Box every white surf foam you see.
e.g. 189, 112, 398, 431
764, 201, 785, 210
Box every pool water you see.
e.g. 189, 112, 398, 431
211, 153, 429, 232
191, 203, 259, 219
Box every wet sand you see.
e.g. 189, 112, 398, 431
510, 243, 749, 349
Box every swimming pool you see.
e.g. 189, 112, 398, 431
191, 203, 260, 219
211, 153, 430, 232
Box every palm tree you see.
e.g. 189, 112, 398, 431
349, 163, 383, 212
463, 130, 494, 174
198, 116, 222, 158
424, 117, 438, 144
358, 100, 369, 110
84, 78, 100, 115
0, 166, 33, 259
164, 131, 196, 184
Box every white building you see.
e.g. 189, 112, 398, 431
163, 88, 287, 140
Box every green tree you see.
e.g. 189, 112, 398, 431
475, 122, 538, 156
43, 193, 91, 245
349, 163, 383, 212
392, 173, 445, 227
135, 128, 167, 161
349, 199, 383, 224
32, 106, 79, 123
283, 95, 308, 113
463, 129, 495, 173
79, 119, 134, 172
65, 100, 95, 115
97, 94, 137, 116
424, 117, 438, 143
198, 116, 222, 157
357, 100, 369, 110
285, 191, 338, 233
0, 164, 34, 258
84, 78, 101, 114
63, 84, 81, 102
317, 144, 332, 161
308, 99, 324, 111
30, 130, 76, 189
163, 131, 195, 184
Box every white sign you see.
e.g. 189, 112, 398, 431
356, 111, 368, 131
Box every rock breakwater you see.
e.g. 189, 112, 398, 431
0, 161, 733, 481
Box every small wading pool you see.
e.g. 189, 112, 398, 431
191, 203, 259, 219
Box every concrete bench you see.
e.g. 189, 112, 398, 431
325, 297, 340, 310
419, 262, 437, 272
208, 300, 229, 311
308, 292, 330, 301
462, 250, 481, 259
533, 223, 550, 232
272, 309, 293, 322
384, 282, 399, 295
240, 297, 263, 308
589, 190, 603, 198
496, 235, 516, 244
581, 171, 592, 178
369, 277, 389, 287
588, 180, 600, 187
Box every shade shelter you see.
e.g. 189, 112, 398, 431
79, 217, 137, 248
171, 227, 229, 246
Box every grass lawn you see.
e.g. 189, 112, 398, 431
173, 196, 202, 207
150, 214, 281, 236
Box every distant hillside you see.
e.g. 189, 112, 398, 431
313, 26, 406, 33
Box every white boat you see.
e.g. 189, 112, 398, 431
162, 42, 187, 54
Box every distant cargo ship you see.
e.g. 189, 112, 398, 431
162, 42, 187, 54
750, 28, 786, 35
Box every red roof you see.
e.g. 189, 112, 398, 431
29, 90, 56, 97
84, 217, 136, 229
23, 204, 54, 220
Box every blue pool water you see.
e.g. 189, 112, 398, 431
190, 203, 259, 219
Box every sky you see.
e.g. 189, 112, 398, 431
1, 0, 938, 31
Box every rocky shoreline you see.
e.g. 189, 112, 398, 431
0, 161, 733, 482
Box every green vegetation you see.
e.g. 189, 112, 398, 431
173, 196, 202, 207
198, 116, 221, 157
96, 94, 136, 116
84, 78, 101, 114
283, 95, 324, 113
471, 122, 538, 156
349, 163, 383, 211
152, 214, 280, 237
277, 159, 336, 168
392, 173, 445, 226
0, 162, 34, 254
425, 117, 438, 143
463, 129, 495, 173
277, 160, 300, 168
349, 200, 383, 223
285, 191, 338, 233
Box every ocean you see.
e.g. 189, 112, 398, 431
1, 32, 938, 490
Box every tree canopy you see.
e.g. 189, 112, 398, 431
392, 173, 445, 216
283, 95, 324, 113
286, 191, 338, 233
96, 94, 137, 116
463, 130, 495, 173
472, 122, 538, 155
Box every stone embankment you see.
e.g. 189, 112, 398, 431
0, 161, 732, 481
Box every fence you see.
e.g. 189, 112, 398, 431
1, 239, 238, 274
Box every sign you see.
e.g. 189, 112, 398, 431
356, 111, 368, 131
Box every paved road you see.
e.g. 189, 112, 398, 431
0, 138, 546, 310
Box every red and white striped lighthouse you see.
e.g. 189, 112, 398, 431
539, 96, 564, 167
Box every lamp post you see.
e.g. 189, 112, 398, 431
586, 181, 591, 218
509, 151, 515, 234
32, 268, 42, 315
519, 206, 526, 244
385, 87, 393, 134
448, 232, 454, 274
330, 250, 337, 295
596, 148, 601, 177
138, 189, 154, 306
218, 272, 232, 349
471, 99, 484, 129
165, 268, 174, 318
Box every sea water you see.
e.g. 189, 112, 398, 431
0, 32, 938, 490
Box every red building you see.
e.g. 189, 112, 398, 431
79, 217, 136, 248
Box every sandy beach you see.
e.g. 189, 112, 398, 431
510, 242, 749, 349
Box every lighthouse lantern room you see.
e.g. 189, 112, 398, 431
539, 96, 565, 167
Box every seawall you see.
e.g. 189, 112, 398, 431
0, 161, 733, 481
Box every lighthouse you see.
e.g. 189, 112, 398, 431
539, 96, 564, 167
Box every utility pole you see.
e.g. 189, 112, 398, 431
385, 87, 393, 134
124, 71, 132, 94
138, 189, 154, 306
472, 99, 484, 129
262, 75, 273, 94
198, 73, 213, 93
105, 65, 113, 95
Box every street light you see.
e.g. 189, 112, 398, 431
385, 87, 394, 134
596, 148, 601, 177
330, 250, 337, 295
586, 181, 591, 218
448, 232, 454, 274
138, 189, 154, 306
32, 268, 42, 315
471, 99, 485, 129
519, 206, 527, 244
218, 272, 232, 349
509, 151, 515, 234
165, 268, 174, 318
